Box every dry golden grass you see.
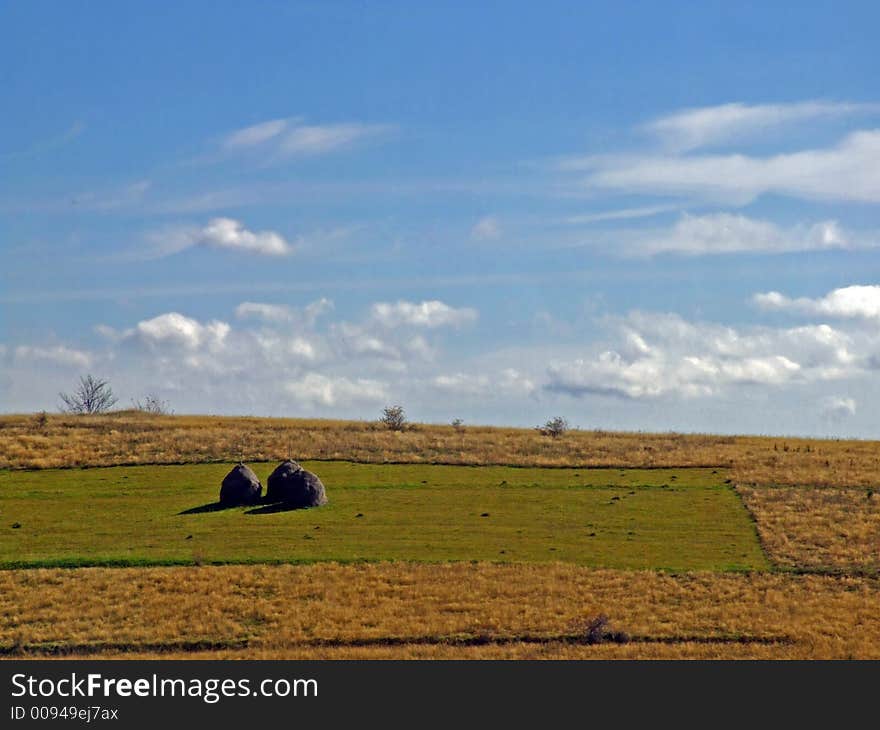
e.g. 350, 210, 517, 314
3, 412, 880, 488
1, 563, 878, 659
738, 486, 880, 571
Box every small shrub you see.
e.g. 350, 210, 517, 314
583, 614, 629, 645
31, 411, 49, 432
537, 416, 569, 438
133, 394, 172, 415
451, 418, 465, 432
380, 405, 407, 431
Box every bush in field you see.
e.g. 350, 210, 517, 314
59, 375, 118, 415
537, 416, 569, 438
451, 418, 465, 432
583, 614, 629, 645
380, 405, 407, 431
31, 410, 49, 432
133, 394, 173, 415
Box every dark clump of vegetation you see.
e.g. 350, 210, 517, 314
133, 394, 173, 415
583, 614, 629, 645
537, 416, 569, 438
380, 405, 408, 431
31, 411, 49, 432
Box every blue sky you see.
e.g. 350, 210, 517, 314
2, 2, 880, 436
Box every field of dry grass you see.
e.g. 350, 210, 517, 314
3, 412, 879, 488
738, 486, 880, 572
3, 412, 879, 660
1, 563, 878, 659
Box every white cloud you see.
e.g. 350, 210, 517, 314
197, 217, 291, 256
546, 311, 867, 400
149, 218, 292, 258
471, 216, 502, 240
567, 129, 880, 205
14, 345, 92, 368
235, 298, 334, 326
754, 285, 880, 320
132, 313, 231, 352
370, 300, 478, 329
222, 117, 391, 157
560, 205, 676, 225
821, 396, 857, 422
280, 123, 388, 156
627, 213, 849, 257
284, 373, 388, 407
432, 368, 535, 398
644, 100, 880, 151
235, 302, 295, 323
223, 118, 289, 149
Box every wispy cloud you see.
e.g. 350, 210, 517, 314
623, 213, 850, 257
1, 120, 86, 160
643, 100, 880, 151
370, 300, 478, 329
221, 117, 393, 158
14, 345, 92, 368
471, 215, 502, 240
235, 298, 333, 326
820, 395, 856, 422
566, 129, 880, 205
222, 118, 289, 149
559, 204, 678, 225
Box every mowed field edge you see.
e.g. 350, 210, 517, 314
0, 462, 768, 571
2, 563, 878, 659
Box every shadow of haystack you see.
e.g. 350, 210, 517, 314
244, 501, 304, 515
178, 502, 242, 515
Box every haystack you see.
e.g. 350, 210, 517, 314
266, 459, 328, 508
219, 463, 263, 506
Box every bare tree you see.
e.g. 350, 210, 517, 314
380, 405, 407, 431
59, 375, 118, 414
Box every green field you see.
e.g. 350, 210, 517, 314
0, 462, 768, 571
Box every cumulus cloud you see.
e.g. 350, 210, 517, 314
149, 218, 292, 257
283, 373, 388, 407
644, 100, 880, 151
370, 300, 478, 329
222, 117, 391, 157
754, 285, 880, 320
471, 216, 502, 240
130, 313, 231, 352
564, 129, 880, 205
546, 311, 865, 400
195, 217, 291, 256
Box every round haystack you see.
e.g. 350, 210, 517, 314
266, 459, 328, 508
219, 463, 263, 506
